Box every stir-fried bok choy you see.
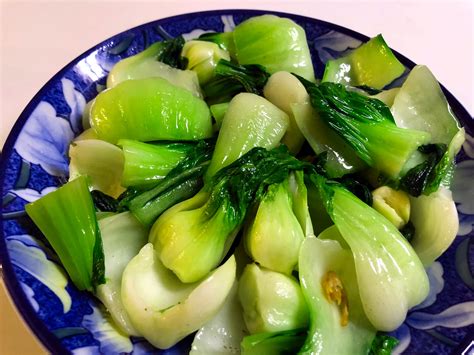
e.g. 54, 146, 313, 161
22, 12, 468, 355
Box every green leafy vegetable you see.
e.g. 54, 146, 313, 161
202, 59, 270, 103
409, 186, 459, 266
400, 144, 447, 196
118, 139, 193, 187
181, 40, 231, 84
156, 36, 188, 69
121, 244, 236, 349
241, 328, 307, 355
205, 92, 289, 179
312, 175, 429, 331
292, 101, 367, 177
233, 15, 315, 81
190, 281, 248, 354
25, 176, 105, 291
298, 236, 376, 354
150, 146, 312, 283
68, 138, 125, 198
106, 39, 201, 96
210, 102, 229, 130
263, 71, 309, 154
322, 34, 405, 89
90, 77, 212, 144
119, 140, 214, 227
391, 65, 462, 146
199, 31, 236, 56
95, 212, 148, 336
399, 221, 415, 242
238, 263, 309, 334
299, 79, 431, 178
244, 174, 305, 274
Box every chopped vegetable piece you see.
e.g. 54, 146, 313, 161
409, 186, 459, 266
121, 244, 236, 349
300, 80, 431, 178
244, 175, 304, 274
202, 59, 271, 103
190, 281, 248, 354
90, 77, 212, 144
154, 36, 188, 69
238, 263, 309, 334
205, 93, 289, 179
95, 212, 148, 336
69, 139, 125, 198
322, 34, 405, 89
264, 71, 308, 154
209, 102, 229, 130
91, 190, 119, 212
314, 177, 429, 331
369, 334, 400, 355
292, 101, 367, 178
150, 146, 311, 283
107, 40, 201, 96
25, 176, 105, 291
391, 65, 462, 145
199, 31, 236, 57
119, 139, 214, 227
372, 186, 410, 229
233, 15, 315, 81
182, 40, 230, 84
118, 139, 193, 187
370, 88, 400, 107
298, 236, 376, 354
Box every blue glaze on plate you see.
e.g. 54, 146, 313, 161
1, 9, 473, 354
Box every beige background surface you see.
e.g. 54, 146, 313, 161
1, 0, 473, 353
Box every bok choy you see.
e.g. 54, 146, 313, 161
25, 176, 105, 291
298, 236, 376, 354
233, 15, 315, 81
299, 79, 431, 179
90, 77, 212, 144
106, 38, 201, 97
121, 244, 236, 349
150, 146, 311, 283
118, 139, 193, 187
238, 263, 309, 334
322, 34, 405, 89
313, 175, 429, 331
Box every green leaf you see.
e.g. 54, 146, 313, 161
151, 146, 313, 283
298, 80, 430, 178
156, 36, 188, 69
25, 176, 105, 291
203, 59, 270, 103
120, 139, 214, 226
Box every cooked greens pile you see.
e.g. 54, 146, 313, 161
25, 14, 465, 354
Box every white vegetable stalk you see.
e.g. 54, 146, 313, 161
121, 244, 236, 349
409, 186, 459, 266
264, 71, 309, 154
68, 139, 125, 198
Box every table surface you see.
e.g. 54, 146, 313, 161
1, 1, 473, 353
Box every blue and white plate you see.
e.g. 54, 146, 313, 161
1, 10, 473, 354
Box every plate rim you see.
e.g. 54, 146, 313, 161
0, 8, 473, 354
